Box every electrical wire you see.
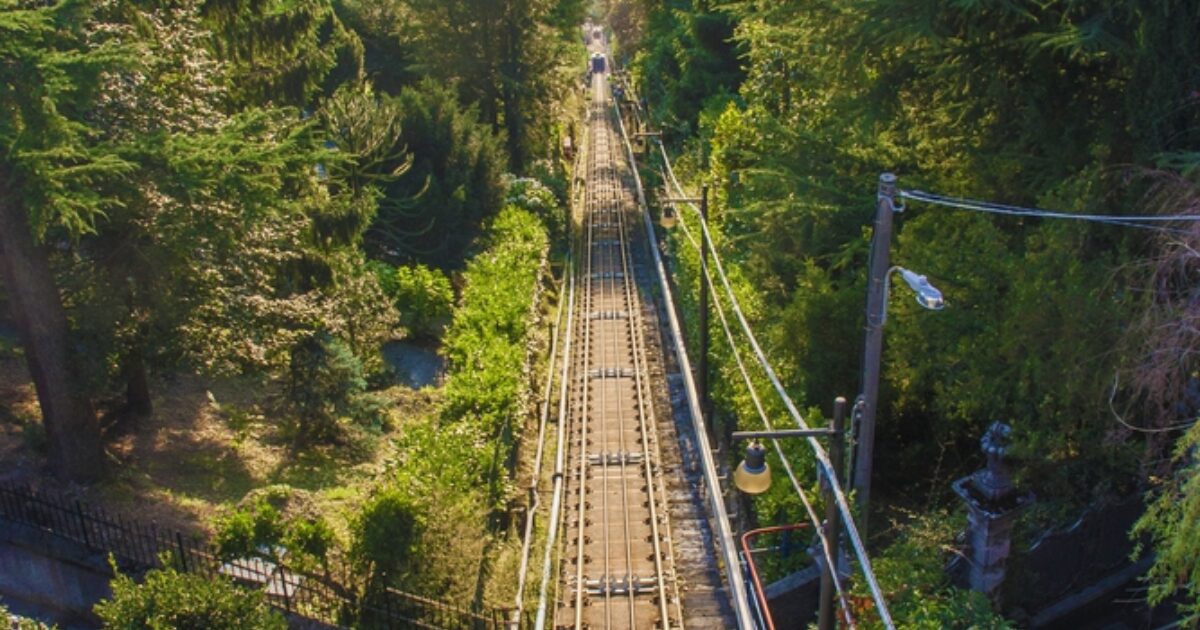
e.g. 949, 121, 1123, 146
616, 68, 896, 627
900, 189, 1198, 233
668, 187, 856, 627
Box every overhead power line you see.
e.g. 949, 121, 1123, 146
614, 74, 896, 629
668, 177, 856, 627
900, 189, 1198, 233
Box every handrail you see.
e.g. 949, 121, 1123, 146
740, 523, 811, 630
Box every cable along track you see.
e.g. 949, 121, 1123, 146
554, 71, 682, 630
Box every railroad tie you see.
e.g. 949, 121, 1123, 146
583, 575, 660, 596
588, 310, 629, 320
587, 451, 645, 466
588, 367, 634, 379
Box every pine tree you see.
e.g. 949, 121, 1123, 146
0, 0, 137, 481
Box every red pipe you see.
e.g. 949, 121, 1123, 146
740, 523, 811, 630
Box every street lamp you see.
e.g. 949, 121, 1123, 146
731, 398, 849, 630
733, 442, 771, 494
851, 173, 945, 540
884, 266, 945, 323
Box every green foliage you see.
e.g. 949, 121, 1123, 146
353, 206, 545, 599
215, 492, 334, 569
504, 174, 567, 243
1133, 422, 1200, 623
94, 562, 286, 630
854, 512, 1011, 629
285, 331, 374, 445
352, 486, 424, 580
441, 207, 547, 445
214, 497, 285, 561
369, 262, 454, 339
0, 0, 136, 240
620, 0, 1200, 526
0, 601, 56, 630
397, 0, 587, 170
284, 517, 335, 564
627, 2, 744, 139
200, 0, 364, 108
368, 79, 507, 267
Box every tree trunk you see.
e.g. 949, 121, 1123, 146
122, 347, 153, 417
0, 167, 104, 482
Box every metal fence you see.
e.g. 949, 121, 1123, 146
1006, 496, 1144, 614
0, 482, 528, 629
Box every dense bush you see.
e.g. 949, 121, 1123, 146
215, 492, 334, 569
352, 486, 424, 580
505, 174, 566, 244
1133, 421, 1200, 621
852, 512, 1010, 629
94, 563, 286, 630
441, 207, 547, 444
214, 497, 285, 561
368, 261, 454, 340
0, 603, 56, 630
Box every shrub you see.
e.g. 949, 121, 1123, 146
285, 517, 334, 564
369, 262, 453, 340
214, 498, 285, 561
0, 602, 56, 629
352, 486, 423, 581
94, 563, 286, 630
504, 174, 565, 243
285, 330, 367, 445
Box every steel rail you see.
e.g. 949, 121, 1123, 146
572, 96, 599, 627
611, 118, 673, 629
557, 68, 680, 629
611, 79, 756, 630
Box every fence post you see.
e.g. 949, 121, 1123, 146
382, 574, 392, 628
75, 500, 91, 549
175, 531, 189, 572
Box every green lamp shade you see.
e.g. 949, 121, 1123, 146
734, 442, 772, 495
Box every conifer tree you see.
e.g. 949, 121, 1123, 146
0, 0, 133, 480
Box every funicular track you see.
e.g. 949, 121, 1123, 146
553, 69, 684, 630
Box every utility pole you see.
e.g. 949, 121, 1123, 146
697, 185, 714, 446
818, 397, 847, 630
852, 172, 899, 539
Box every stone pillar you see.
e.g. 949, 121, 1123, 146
952, 422, 1034, 604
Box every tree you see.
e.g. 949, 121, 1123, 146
0, 0, 133, 480
368, 79, 507, 267
397, 0, 586, 171
199, 0, 364, 109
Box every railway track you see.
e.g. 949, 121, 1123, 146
553, 67, 683, 630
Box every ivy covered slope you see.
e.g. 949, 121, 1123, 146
608, 0, 1200, 622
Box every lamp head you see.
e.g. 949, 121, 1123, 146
897, 268, 945, 311
734, 442, 772, 495
660, 204, 677, 229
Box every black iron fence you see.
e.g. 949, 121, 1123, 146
0, 482, 529, 629
1006, 496, 1144, 615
